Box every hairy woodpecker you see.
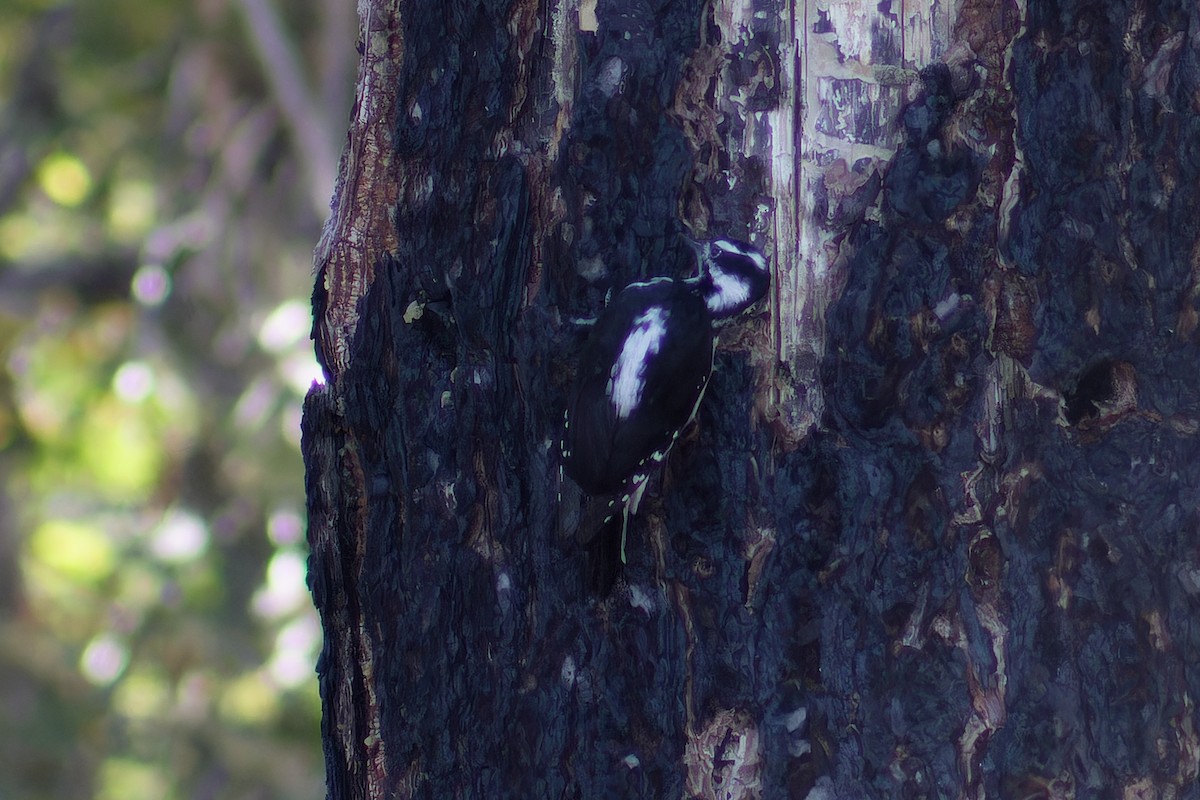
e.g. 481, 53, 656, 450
561, 238, 770, 590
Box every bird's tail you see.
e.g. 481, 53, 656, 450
578, 497, 627, 597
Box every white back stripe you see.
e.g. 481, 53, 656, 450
609, 306, 669, 419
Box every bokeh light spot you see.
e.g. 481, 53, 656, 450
113, 361, 156, 403
258, 299, 311, 353
113, 670, 171, 720
30, 519, 116, 583
233, 377, 276, 430
37, 152, 93, 207
81, 634, 129, 685
79, 402, 162, 499
267, 508, 304, 547
97, 758, 169, 800
219, 671, 280, 726
108, 180, 158, 239
175, 671, 214, 722
0, 214, 37, 260
148, 508, 209, 564
281, 402, 303, 449
281, 351, 325, 394
268, 615, 320, 689
252, 550, 308, 620
131, 263, 171, 306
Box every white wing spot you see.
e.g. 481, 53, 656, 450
610, 306, 670, 419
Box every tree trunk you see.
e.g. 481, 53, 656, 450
304, 0, 1200, 797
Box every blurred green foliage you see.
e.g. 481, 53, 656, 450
0, 0, 355, 797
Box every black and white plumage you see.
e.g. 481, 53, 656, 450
698, 238, 771, 321
561, 238, 771, 589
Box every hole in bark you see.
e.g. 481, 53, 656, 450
1063, 360, 1116, 424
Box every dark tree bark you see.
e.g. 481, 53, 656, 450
304, 0, 1200, 797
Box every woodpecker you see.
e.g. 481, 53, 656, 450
561, 238, 770, 590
